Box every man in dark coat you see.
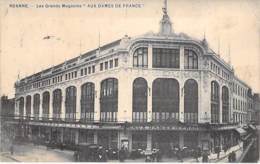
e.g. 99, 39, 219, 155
202, 151, 209, 163
119, 147, 126, 162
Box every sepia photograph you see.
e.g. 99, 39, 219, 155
0, 0, 260, 162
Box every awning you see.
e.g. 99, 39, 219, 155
234, 128, 247, 136
248, 124, 257, 131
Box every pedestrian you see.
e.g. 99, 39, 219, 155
224, 144, 228, 154
202, 151, 208, 163
194, 146, 201, 162
228, 152, 232, 162
215, 146, 220, 159
156, 149, 162, 162
231, 151, 236, 162
119, 147, 125, 162
9, 144, 14, 155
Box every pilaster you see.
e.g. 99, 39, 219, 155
147, 80, 153, 122
39, 93, 43, 120
147, 131, 152, 151
94, 81, 100, 121
118, 71, 132, 122
148, 44, 153, 69
219, 87, 223, 123
180, 46, 184, 70
76, 85, 81, 120
49, 91, 53, 120
23, 96, 26, 119
61, 89, 66, 120
179, 81, 184, 123
31, 95, 34, 120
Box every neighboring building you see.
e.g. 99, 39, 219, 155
231, 77, 251, 125
0, 96, 15, 119
7, 1, 257, 156
252, 94, 260, 124
0, 96, 15, 150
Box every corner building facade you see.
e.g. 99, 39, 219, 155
12, 6, 249, 155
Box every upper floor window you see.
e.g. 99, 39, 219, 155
114, 58, 118, 67
133, 47, 148, 67
152, 48, 179, 68
100, 63, 103, 71
105, 62, 108, 70
184, 49, 198, 69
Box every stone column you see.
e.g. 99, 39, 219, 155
179, 81, 185, 123
118, 71, 132, 122
180, 46, 184, 70
31, 95, 34, 120
39, 94, 43, 120
61, 88, 66, 120
94, 131, 98, 144
147, 131, 152, 150
147, 80, 153, 122
49, 91, 53, 120
75, 130, 79, 145
15, 99, 19, 119
179, 132, 184, 148
219, 87, 223, 123
94, 81, 100, 122
60, 128, 64, 143
148, 44, 153, 69
76, 85, 81, 121
23, 96, 27, 119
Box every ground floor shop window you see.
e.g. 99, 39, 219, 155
51, 128, 62, 143
152, 132, 179, 157
98, 131, 118, 149
63, 129, 76, 145
79, 130, 94, 144
184, 132, 198, 149
132, 132, 147, 150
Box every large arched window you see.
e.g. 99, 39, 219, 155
53, 89, 62, 120
132, 77, 147, 122
184, 79, 198, 123
26, 95, 31, 119
211, 81, 220, 123
184, 49, 198, 69
152, 48, 180, 68
152, 78, 179, 122
65, 86, 77, 121
222, 86, 229, 123
81, 82, 95, 122
100, 78, 118, 122
42, 91, 50, 120
33, 94, 40, 120
133, 47, 148, 67
18, 97, 24, 118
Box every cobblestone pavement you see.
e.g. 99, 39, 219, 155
0, 142, 243, 162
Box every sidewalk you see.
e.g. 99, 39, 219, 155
3, 143, 74, 162
1, 142, 243, 162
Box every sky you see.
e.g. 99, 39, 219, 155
0, 0, 260, 98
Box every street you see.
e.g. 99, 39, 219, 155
0, 142, 243, 162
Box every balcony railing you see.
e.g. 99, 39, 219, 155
100, 112, 117, 122
152, 112, 179, 122
132, 112, 147, 123
184, 113, 198, 124
80, 112, 94, 122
